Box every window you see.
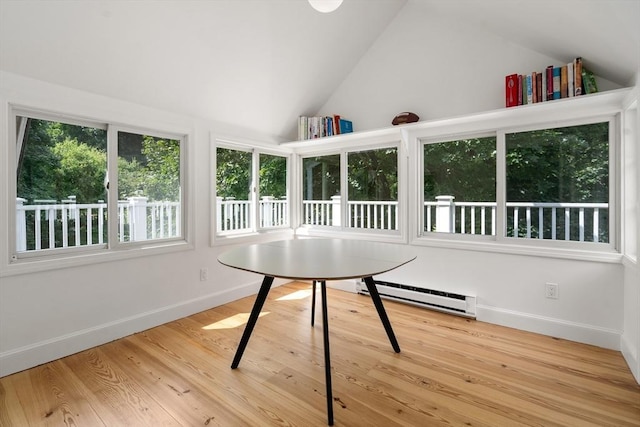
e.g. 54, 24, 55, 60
13, 110, 187, 259
16, 116, 108, 252
115, 131, 182, 243
418, 121, 614, 249
422, 136, 496, 236
301, 145, 400, 232
347, 147, 398, 230
302, 154, 340, 227
215, 145, 289, 235
505, 122, 609, 243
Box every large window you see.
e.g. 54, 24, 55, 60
301, 145, 399, 232
215, 145, 289, 234
13, 110, 186, 258
419, 121, 612, 247
423, 136, 496, 236
302, 154, 340, 227
505, 122, 609, 243
348, 147, 398, 230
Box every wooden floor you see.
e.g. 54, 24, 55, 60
1, 282, 639, 426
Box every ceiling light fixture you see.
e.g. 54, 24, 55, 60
308, 0, 343, 13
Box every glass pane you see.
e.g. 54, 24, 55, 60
216, 147, 252, 232
302, 154, 340, 226
259, 153, 288, 228
16, 117, 107, 252
423, 137, 496, 235
117, 131, 182, 242
505, 122, 609, 242
347, 147, 398, 230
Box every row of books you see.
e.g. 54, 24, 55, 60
297, 115, 353, 140
505, 57, 598, 108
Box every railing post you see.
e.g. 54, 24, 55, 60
261, 196, 274, 227
331, 195, 341, 227
16, 198, 27, 252
216, 197, 223, 231
128, 196, 148, 241
435, 195, 455, 233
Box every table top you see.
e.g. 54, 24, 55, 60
217, 238, 416, 281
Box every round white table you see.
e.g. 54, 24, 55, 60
218, 238, 416, 426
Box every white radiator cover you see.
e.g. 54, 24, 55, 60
357, 280, 476, 318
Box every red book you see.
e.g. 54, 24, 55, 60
546, 66, 554, 101
505, 74, 518, 107
517, 75, 523, 105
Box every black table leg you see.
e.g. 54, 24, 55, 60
363, 276, 401, 353
320, 280, 334, 426
311, 280, 317, 326
231, 275, 274, 369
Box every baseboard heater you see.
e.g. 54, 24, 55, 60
357, 280, 476, 318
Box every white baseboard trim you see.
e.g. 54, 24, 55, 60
621, 333, 640, 384
476, 304, 621, 350
0, 278, 286, 377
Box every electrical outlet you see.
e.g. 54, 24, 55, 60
545, 282, 559, 299
200, 268, 208, 282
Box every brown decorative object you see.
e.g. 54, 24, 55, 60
391, 112, 419, 125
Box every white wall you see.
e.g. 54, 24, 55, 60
0, 72, 289, 376
319, 1, 622, 133
621, 84, 640, 383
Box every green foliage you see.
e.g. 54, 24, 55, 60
259, 154, 286, 198
216, 148, 252, 200
348, 148, 397, 201
424, 137, 496, 202
303, 155, 340, 200
51, 139, 107, 203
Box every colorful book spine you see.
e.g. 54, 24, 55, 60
517, 75, 523, 105
526, 75, 533, 104
505, 74, 518, 107
552, 67, 561, 99
560, 65, 568, 98
574, 57, 583, 96
546, 66, 554, 101
536, 72, 542, 103
567, 62, 574, 98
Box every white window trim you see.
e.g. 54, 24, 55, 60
294, 139, 409, 244
1, 105, 194, 277
211, 137, 294, 246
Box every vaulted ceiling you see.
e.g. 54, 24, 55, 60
1, 0, 638, 141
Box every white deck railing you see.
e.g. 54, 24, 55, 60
16, 197, 180, 252
216, 197, 288, 232
20, 195, 607, 251
423, 196, 608, 242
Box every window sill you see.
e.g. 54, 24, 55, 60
411, 235, 623, 264
213, 228, 295, 247
0, 240, 194, 278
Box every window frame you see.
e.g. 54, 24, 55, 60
412, 114, 620, 257
4, 105, 193, 275
212, 138, 293, 245
418, 131, 498, 242
295, 138, 407, 243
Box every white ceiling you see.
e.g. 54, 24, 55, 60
1, 0, 638, 141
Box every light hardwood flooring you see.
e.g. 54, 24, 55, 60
1, 282, 639, 426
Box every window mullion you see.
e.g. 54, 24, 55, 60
496, 130, 507, 242
252, 150, 259, 230
106, 124, 119, 249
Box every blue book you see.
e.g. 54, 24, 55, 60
553, 67, 561, 99
526, 75, 533, 104
339, 119, 353, 134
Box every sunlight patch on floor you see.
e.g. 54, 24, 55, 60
202, 312, 270, 330
275, 289, 313, 301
